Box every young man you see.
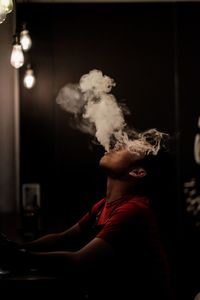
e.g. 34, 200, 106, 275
20, 142, 173, 299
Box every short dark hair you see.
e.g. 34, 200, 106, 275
133, 133, 174, 199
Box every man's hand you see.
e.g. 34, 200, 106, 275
0, 233, 33, 271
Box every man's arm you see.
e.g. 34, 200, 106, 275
29, 237, 113, 274
22, 223, 82, 251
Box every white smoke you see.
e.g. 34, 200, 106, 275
56, 83, 95, 135
56, 83, 84, 115
79, 69, 116, 95
56, 69, 168, 155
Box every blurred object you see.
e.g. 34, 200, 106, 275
0, 0, 13, 25
194, 116, 200, 165
20, 23, 32, 52
21, 183, 41, 239
184, 178, 200, 228
0, 0, 13, 14
0, 3, 7, 24
23, 63, 36, 89
10, 35, 24, 69
22, 183, 40, 212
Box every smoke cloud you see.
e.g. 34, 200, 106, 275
56, 69, 168, 156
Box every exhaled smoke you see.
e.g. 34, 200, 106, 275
56, 69, 168, 155
56, 83, 95, 135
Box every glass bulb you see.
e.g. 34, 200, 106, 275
23, 68, 36, 89
0, 0, 13, 14
20, 29, 32, 51
10, 44, 24, 69
0, 4, 7, 23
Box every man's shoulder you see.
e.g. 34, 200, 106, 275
119, 195, 149, 210
114, 195, 151, 220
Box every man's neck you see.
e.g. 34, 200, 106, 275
106, 177, 136, 203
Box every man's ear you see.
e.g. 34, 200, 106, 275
129, 167, 147, 178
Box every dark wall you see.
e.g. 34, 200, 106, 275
18, 2, 175, 214
17, 3, 200, 299
176, 6, 200, 299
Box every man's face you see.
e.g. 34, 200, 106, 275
99, 145, 145, 177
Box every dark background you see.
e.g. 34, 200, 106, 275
17, 3, 200, 299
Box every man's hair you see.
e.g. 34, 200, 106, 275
133, 133, 174, 198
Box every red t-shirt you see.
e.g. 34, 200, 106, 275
78, 195, 172, 299
79, 195, 150, 244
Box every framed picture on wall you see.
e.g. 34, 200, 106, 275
22, 183, 40, 212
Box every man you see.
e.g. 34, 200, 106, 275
20, 140, 173, 300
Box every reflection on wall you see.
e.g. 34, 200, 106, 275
0, 13, 17, 212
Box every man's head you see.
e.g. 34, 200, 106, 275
99, 140, 150, 180
99, 133, 171, 191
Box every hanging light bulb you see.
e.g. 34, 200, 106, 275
20, 23, 32, 51
23, 64, 36, 89
10, 35, 24, 69
0, 0, 13, 14
0, 3, 7, 24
